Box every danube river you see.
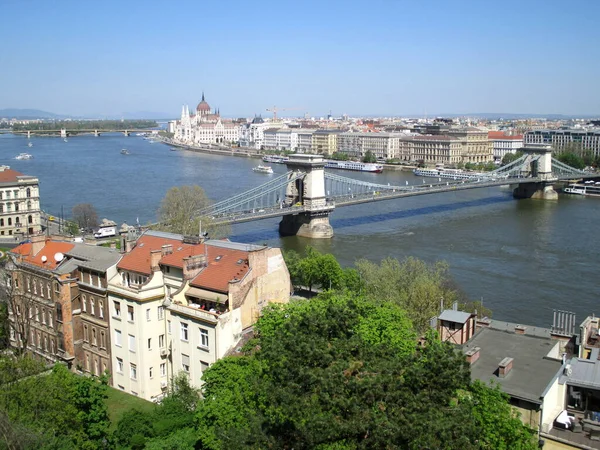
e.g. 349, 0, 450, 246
1, 132, 599, 327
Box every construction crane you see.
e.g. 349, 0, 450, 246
266, 106, 304, 121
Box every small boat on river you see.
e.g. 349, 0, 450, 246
15, 153, 33, 160
253, 165, 274, 174
121, 149, 130, 155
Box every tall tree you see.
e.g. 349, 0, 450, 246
156, 185, 230, 238
362, 150, 377, 163
355, 256, 458, 333
72, 203, 99, 230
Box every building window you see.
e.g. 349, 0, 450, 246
90, 298, 95, 316
160, 363, 166, 377
100, 331, 105, 349
47, 283, 51, 298
146, 308, 151, 322
99, 301, 104, 319
113, 301, 121, 318
41, 309, 46, 325
200, 360, 209, 373
181, 354, 190, 373
92, 328, 97, 346
82, 295, 87, 312
180, 323, 189, 341
114, 329, 122, 347
26, 188, 31, 198
83, 325, 89, 342
168, 320, 171, 334
35, 306, 39, 322
130, 363, 137, 380
147, 338, 152, 350
56, 302, 63, 322
116, 357, 123, 373
127, 305, 134, 322
48, 310, 53, 327
158, 306, 164, 320
199, 328, 209, 349
159, 334, 165, 348
128, 334, 135, 352
149, 367, 153, 379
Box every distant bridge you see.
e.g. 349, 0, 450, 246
12, 129, 158, 138
198, 145, 592, 239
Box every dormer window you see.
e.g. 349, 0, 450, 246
215, 255, 222, 261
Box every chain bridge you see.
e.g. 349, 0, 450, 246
200, 145, 592, 238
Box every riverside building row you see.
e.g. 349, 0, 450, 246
0, 165, 42, 238
7, 230, 291, 401
525, 129, 600, 156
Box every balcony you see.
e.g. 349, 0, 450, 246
168, 303, 219, 324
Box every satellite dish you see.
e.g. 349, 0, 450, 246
41, 255, 47, 263
54, 252, 64, 262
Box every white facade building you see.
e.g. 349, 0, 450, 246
0, 166, 42, 238
525, 129, 600, 156
173, 94, 239, 145
239, 116, 280, 149
107, 230, 291, 401
488, 131, 524, 161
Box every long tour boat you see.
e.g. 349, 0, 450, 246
325, 160, 383, 173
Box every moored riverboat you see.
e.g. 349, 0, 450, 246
253, 165, 274, 174
325, 160, 383, 173
413, 167, 483, 180
564, 183, 600, 197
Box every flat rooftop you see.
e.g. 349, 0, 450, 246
463, 327, 562, 404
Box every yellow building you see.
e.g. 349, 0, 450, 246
311, 130, 340, 155
448, 127, 493, 163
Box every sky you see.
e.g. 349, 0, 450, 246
1, 0, 600, 118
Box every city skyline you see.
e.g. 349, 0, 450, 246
2, 0, 599, 117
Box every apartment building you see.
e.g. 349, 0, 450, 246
311, 130, 340, 156
0, 165, 42, 238
525, 129, 600, 156
296, 129, 316, 153
8, 236, 121, 374
108, 230, 291, 401
488, 131, 524, 161
337, 132, 401, 160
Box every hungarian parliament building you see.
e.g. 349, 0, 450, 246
171, 93, 239, 144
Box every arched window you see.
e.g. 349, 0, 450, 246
15, 217, 19, 224
26, 201, 31, 210
0, 219, 4, 227
28, 215, 32, 224
15, 203, 19, 212
6, 203, 10, 212
8, 218, 11, 226
26, 188, 31, 198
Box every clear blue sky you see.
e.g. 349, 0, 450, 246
1, 0, 599, 118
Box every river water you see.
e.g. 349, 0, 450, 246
1, 132, 598, 327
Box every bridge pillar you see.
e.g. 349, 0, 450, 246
94, 130, 100, 137
513, 144, 558, 200
60, 128, 67, 138
279, 154, 334, 238
123, 130, 130, 136
27, 131, 31, 139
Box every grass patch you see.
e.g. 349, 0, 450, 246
105, 385, 155, 430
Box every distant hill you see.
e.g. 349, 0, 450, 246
0, 108, 65, 119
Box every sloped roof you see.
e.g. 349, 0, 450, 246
0, 168, 25, 183
117, 234, 194, 275
190, 246, 249, 293
11, 240, 75, 271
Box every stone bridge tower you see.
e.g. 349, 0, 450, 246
513, 144, 558, 200
279, 154, 334, 238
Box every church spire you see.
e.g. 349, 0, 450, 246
202, 91, 205, 102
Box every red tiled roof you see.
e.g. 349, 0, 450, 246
190, 246, 249, 293
488, 131, 523, 140
117, 235, 197, 275
0, 169, 25, 183
11, 240, 75, 270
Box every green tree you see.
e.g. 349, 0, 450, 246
331, 152, 349, 161
72, 203, 99, 230
156, 185, 230, 238
114, 409, 155, 449
362, 150, 377, 163
556, 151, 585, 170
355, 256, 458, 333
502, 150, 524, 165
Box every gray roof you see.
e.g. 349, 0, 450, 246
560, 358, 600, 389
54, 258, 80, 275
144, 229, 184, 241
439, 309, 472, 324
205, 239, 266, 252
487, 319, 553, 339
462, 328, 562, 404
64, 244, 121, 272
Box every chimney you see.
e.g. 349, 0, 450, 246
183, 254, 206, 280
465, 347, 481, 365
30, 234, 46, 256
150, 250, 162, 271
515, 324, 527, 335
498, 357, 513, 378
161, 244, 173, 256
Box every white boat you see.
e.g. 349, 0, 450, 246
253, 165, 274, 174
15, 153, 33, 160
325, 160, 383, 173
262, 155, 289, 164
413, 167, 483, 180
64, 138, 68, 143
121, 149, 130, 155
564, 183, 600, 197
27, 142, 33, 148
